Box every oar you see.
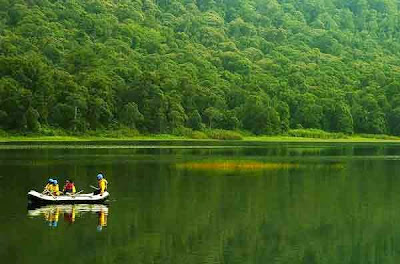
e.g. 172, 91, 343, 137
72, 190, 84, 196
89, 185, 99, 197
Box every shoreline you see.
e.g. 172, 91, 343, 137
1, 135, 400, 143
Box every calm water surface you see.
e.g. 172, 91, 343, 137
1, 142, 400, 263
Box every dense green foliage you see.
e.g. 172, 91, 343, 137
1, 0, 400, 135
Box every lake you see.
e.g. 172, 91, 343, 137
0, 141, 400, 263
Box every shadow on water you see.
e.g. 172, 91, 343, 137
27, 204, 109, 231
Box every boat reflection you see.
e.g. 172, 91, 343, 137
28, 204, 109, 230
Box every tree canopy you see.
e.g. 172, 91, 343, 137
1, 0, 400, 135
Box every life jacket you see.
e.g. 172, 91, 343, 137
65, 182, 75, 191
98, 179, 108, 192
52, 184, 60, 195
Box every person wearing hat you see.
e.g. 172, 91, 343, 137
51, 179, 61, 196
43, 178, 54, 194
94, 173, 108, 196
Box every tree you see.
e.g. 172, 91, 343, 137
276, 102, 290, 133
292, 94, 323, 129
187, 110, 204, 130
50, 103, 77, 130
334, 103, 353, 134
388, 107, 400, 135
220, 110, 240, 130
166, 92, 187, 131
26, 106, 40, 132
87, 98, 113, 129
0, 77, 32, 130
204, 107, 223, 129
1, 0, 400, 137
120, 102, 144, 129
241, 95, 281, 135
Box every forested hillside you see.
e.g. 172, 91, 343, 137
1, 0, 400, 135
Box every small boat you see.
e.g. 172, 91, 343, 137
27, 190, 109, 205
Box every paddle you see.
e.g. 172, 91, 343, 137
65, 190, 84, 197
89, 185, 109, 197
72, 190, 84, 196
90, 182, 109, 196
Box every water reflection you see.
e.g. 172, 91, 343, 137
176, 160, 345, 171
28, 204, 109, 230
3, 143, 400, 263
97, 208, 108, 232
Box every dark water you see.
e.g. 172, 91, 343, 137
1, 142, 400, 263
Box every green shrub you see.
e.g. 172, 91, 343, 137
205, 129, 243, 140
104, 128, 140, 138
39, 127, 56, 136
38, 126, 68, 136
172, 127, 194, 137
87, 128, 140, 138
0, 129, 8, 137
190, 131, 208, 139
357, 133, 400, 140
173, 127, 209, 139
288, 129, 348, 139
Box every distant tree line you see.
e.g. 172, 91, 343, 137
1, 0, 400, 135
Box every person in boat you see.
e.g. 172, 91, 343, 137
62, 179, 76, 194
94, 173, 108, 196
43, 178, 54, 194
51, 179, 61, 196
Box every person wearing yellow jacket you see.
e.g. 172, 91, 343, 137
51, 179, 61, 196
94, 174, 108, 196
43, 178, 54, 194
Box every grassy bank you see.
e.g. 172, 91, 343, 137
0, 128, 400, 143
1, 135, 400, 143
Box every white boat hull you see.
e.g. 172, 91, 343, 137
27, 190, 109, 205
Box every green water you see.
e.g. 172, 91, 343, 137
1, 142, 400, 263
